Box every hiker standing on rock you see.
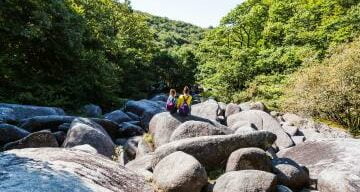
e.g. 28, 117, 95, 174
177, 86, 192, 116
166, 89, 177, 114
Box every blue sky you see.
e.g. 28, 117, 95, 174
126, 0, 244, 28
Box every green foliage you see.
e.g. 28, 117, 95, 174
0, 0, 161, 111
283, 39, 360, 135
145, 15, 206, 89
197, 0, 360, 104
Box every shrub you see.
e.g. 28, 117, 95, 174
283, 38, 360, 135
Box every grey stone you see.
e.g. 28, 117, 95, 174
153, 151, 207, 192
234, 126, 257, 134
0, 103, 65, 121
225, 103, 241, 118
226, 147, 272, 172
104, 110, 132, 124
82, 104, 102, 117
191, 99, 221, 121
149, 112, 228, 148
282, 113, 305, 125
153, 131, 276, 170
227, 110, 294, 149
229, 120, 254, 131
318, 166, 360, 192
0, 147, 153, 192
119, 122, 144, 137
282, 124, 299, 136
91, 118, 121, 139
0, 124, 30, 146
126, 112, 140, 121
292, 136, 305, 145
58, 123, 71, 132
272, 158, 310, 190
52, 131, 66, 146
170, 120, 227, 142
71, 144, 98, 154
276, 185, 293, 192
278, 139, 360, 191
150, 93, 167, 102
3, 130, 58, 150
63, 118, 115, 158
0, 107, 16, 123
239, 101, 267, 111
213, 170, 277, 192
125, 99, 165, 129
136, 137, 154, 158
19, 115, 75, 132
122, 136, 142, 160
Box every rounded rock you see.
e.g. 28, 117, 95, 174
153, 151, 208, 192
226, 147, 272, 172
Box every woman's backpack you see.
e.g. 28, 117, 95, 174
179, 96, 190, 116
166, 97, 176, 112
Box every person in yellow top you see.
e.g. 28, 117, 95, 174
177, 86, 192, 116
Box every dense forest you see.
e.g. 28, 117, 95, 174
0, 0, 359, 134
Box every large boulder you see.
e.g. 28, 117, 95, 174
63, 118, 115, 158
153, 131, 276, 170
225, 103, 241, 118
191, 99, 221, 121
0, 124, 30, 146
0, 148, 153, 192
278, 139, 360, 191
317, 166, 359, 192
3, 130, 58, 150
136, 137, 154, 159
82, 104, 102, 117
0, 107, 16, 123
229, 120, 254, 131
272, 158, 310, 190
150, 93, 168, 102
149, 112, 228, 148
282, 113, 305, 125
227, 110, 294, 149
297, 120, 351, 140
0, 103, 65, 121
104, 110, 132, 124
170, 120, 227, 142
125, 100, 165, 129
19, 115, 75, 132
239, 101, 267, 111
91, 118, 121, 140
153, 151, 207, 192
226, 147, 272, 172
119, 122, 145, 137
213, 170, 277, 192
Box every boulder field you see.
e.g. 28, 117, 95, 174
0, 98, 356, 192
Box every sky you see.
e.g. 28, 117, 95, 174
126, 0, 244, 28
